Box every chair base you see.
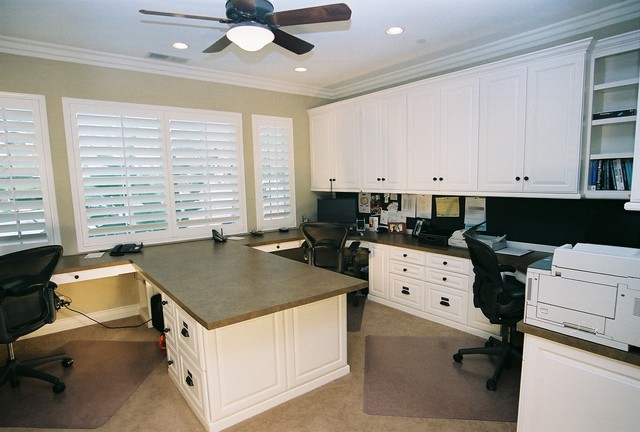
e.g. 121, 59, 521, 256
1, 349, 73, 394
453, 333, 522, 391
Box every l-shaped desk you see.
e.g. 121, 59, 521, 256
52, 230, 638, 432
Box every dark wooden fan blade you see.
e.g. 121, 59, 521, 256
271, 28, 314, 55
266, 3, 352, 27
139, 9, 233, 24
203, 35, 233, 53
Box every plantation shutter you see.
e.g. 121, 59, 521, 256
0, 94, 58, 252
73, 110, 169, 241
253, 115, 296, 230
64, 99, 247, 251
169, 114, 244, 230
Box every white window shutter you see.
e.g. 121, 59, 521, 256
253, 115, 296, 230
0, 93, 59, 254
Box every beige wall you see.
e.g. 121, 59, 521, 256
0, 52, 330, 255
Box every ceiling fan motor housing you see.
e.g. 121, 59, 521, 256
225, 0, 274, 23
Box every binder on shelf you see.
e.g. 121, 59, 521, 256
592, 109, 637, 120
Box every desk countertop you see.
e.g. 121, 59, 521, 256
54, 230, 547, 331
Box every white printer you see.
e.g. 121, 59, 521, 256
525, 243, 640, 351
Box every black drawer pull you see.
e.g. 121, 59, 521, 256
403, 268, 407, 272
162, 300, 168, 306
167, 360, 174, 366
164, 327, 170, 333
442, 261, 448, 265
401, 287, 410, 295
181, 327, 189, 338
439, 300, 450, 307
185, 372, 194, 387
442, 277, 447, 281
403, 253, 407, 257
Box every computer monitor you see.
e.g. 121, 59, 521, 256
317, 198, 357, 226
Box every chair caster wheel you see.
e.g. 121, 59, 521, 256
53, 381, 66, 394
62, 357, 74, 368
453, 353, 463, 362
486, 379, 497, 391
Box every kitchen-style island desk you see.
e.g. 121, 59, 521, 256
53, 237, 367, 432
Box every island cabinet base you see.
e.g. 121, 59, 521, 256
161, 292, 349, 432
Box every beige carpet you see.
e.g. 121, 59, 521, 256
363, 335, 520, 422
0, 340, 165, 429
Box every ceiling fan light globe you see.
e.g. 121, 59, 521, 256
227, 22, 274, 51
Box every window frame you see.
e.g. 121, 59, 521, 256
252, 114, 297, 231
63, 98, 247, 252
0, 92, 60, 254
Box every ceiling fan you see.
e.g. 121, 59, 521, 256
140, 0, 352, 55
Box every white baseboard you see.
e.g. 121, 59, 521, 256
23, 304, 144, 339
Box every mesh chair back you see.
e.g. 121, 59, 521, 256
0, 245, 63, 342
299, 223, 349, 272
463, 231, 522, 325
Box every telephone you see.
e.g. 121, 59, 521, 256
212, 229, 227, 242
109, 242, 143, 256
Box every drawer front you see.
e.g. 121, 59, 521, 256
51, 263, 137, 284
388, 259, 426, 280
252, 240, 303, 252
389, 274, 425, 310
426, 268, 469, 292
166, 346, 180, 382
163, 311, 177, 348
426, 253, 469, 275
425, 285, 468, 324
388, 247, 427, 266
179, 354, 209, 421
176, 307, 205, 369
161, 292, 176, 317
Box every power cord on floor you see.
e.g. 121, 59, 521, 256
55, 293, 152, 329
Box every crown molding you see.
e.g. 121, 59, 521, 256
0, 36, 333, 99
1, 0, 638, 101
326, 0, 640, 99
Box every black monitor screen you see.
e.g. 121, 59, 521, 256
317, 198, 357, 226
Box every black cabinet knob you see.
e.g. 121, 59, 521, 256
524, 176, 530, 181
181, 327, 189, 338
515, 176, 521, 181
164, 327, 170, 333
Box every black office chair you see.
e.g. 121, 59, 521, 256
452, 229, 525, 391
0, 245, 73, 394
300, 222, 349, 273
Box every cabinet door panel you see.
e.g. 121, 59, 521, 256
407, 85, 440, 192
478, 67, 527, 192
333, 107, 361, 190
361, 101, 384, 190
439, 78, 479, 191
383, 95, 408, 191
524, 54, 584, 192
309, 112, 333, 191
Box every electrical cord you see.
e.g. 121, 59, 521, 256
55, 293, 152, 329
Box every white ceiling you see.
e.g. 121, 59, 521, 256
1, 0, 639, 99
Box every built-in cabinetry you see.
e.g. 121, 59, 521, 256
407, 77, 479, 192
516, 334, 640, 432
583, 31, 640, 205
155, 283, 349, 432
365, 242, 499, 339
361, 93, 407, 192
309, 102, 360, 191
478, 49, 586, 194
309, 38, 591, 198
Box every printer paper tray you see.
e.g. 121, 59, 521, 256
536, 303, 606, 335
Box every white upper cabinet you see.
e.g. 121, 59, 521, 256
407, 77, 479, 193
477, 66, 527, 192
478, 46, 588, 195
361, 93, 407, 192
523, 51, 586, 194
309, 103, 360, 191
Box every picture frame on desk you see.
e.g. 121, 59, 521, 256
388, 222, 406, 234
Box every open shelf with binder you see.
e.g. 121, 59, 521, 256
584, 31, 639, 199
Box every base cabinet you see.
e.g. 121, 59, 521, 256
517, 334, 640, 432
158, 290, 349, 432
368, 244, 499, 339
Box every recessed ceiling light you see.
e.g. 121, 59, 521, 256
294, 67, 308, 72
172, 42, 189, 50
385, 27, 404, 35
